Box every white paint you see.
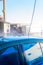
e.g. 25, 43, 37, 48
24, 43, 43, 62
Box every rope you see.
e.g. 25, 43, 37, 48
39, 43, 43, 56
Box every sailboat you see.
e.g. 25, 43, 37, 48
0, 0, 43, 65
0, 36, 43, 65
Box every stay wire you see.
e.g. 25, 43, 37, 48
28, 0, 36, 36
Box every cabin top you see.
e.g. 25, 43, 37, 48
0, 36, 43, 43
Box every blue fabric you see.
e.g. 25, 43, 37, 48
38, 62, 43, 65
2, 47, 17, 55
0, 47, 20, 65
0, 36, 43, 65
29, 57, 43, 65
23, 43, 35, 51
0, 36, 43, 43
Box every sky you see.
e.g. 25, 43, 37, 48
0, 0, 43, 32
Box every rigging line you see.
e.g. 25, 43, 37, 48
39, 43, 43, 56
28, 0, 36, 35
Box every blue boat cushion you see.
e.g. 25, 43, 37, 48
2, 47, 17, 55
29, 57, 43, 65
0, 47, 20, 65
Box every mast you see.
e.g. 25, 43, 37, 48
0, 0, 6, 22
3, 0, 6, 22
